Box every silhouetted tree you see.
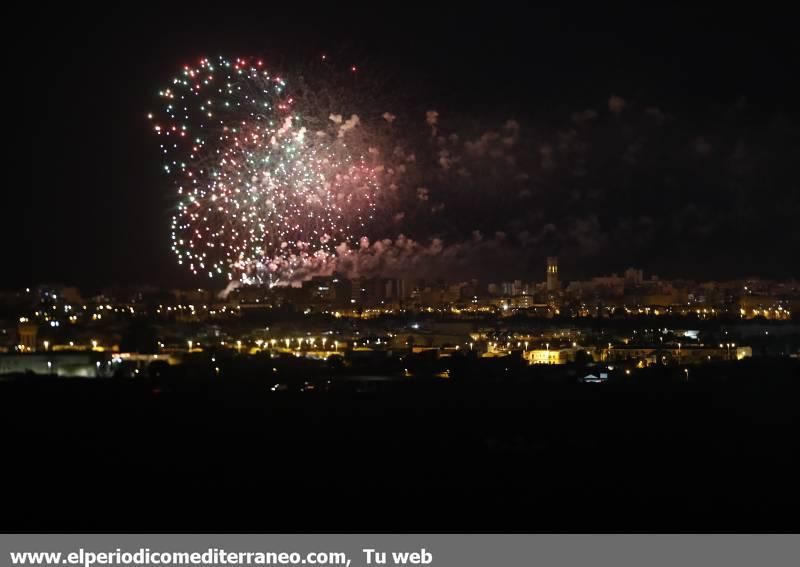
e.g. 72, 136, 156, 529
120, 319, 158, 353
574, 350, 593, 366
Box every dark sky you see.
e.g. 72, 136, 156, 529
13, 5, 800, 290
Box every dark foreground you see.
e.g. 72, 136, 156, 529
2, 359, 798, 532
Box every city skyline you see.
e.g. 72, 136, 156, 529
5, 256, 797, 361
7, 261, 800, 296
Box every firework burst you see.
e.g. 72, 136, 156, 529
150, 56, 379, 285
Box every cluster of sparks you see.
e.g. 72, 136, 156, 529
150, 56, 378, 285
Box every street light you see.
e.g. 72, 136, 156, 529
187, 340, 193, 352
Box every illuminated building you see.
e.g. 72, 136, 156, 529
546, 257, 559, 293
525, 347, 573, 365
17, 322, 38, 352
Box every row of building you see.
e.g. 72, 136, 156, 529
3, 259, 798, 317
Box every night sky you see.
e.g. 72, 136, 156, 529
15, 5, 800, 290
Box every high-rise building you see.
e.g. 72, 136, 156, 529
546, 257, 559, 292
624, 267, 644, 285
383, 278, 409, 301
331, 276, 353, 307
307, 276, 336, 303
